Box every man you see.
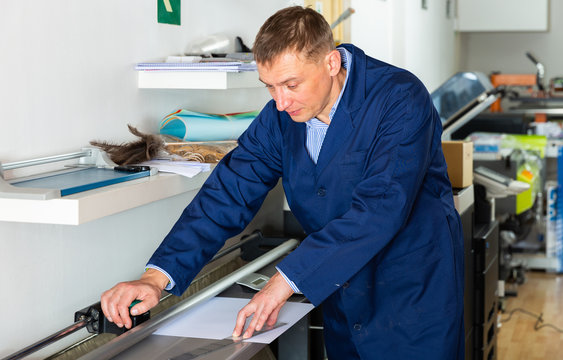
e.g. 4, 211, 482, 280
102, 6, 464, 359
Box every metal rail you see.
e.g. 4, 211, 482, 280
2, 316, 91, 360
211, 230, 261, 261
1, 151, 92, 171
78, 239, 299, 360
43, 334, 99, 360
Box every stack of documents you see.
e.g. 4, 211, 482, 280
135, 61, 257, 72
138, 159, 210, 178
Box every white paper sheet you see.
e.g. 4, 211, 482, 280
137, 159, 210, 178
153, 297, 314, 344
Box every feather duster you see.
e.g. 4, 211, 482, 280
89, 125, 165, 165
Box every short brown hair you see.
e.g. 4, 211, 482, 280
253, 6, 335, 65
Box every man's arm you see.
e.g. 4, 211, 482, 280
101, 102, 284, 327
100, 268, 169, 329
146, 103, 284, 297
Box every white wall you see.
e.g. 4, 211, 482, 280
349, 0, 393, 62
0, 1, 301, 166
0, 1, 296, 358
459, 0, 563, 83
350, 0, 457, 92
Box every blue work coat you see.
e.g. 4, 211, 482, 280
148, 44, 465, 359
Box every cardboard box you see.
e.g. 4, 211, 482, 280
442, 141, 473, 188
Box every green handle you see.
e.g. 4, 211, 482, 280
129, 299, 142, 309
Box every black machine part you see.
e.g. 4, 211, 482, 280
74, 301, 150, 335
525, 51, 545, 92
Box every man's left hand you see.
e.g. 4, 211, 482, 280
232, 272, 294, 338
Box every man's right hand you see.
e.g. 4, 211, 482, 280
100, 268, 169, 329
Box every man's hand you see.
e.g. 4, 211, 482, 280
100, 269, 169, 329
232, 272, 294, 339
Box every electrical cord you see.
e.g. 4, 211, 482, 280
502, 308, 563, 333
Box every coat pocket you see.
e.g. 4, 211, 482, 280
377, 241, 441, 281
339, 150, 367, 180
375, 240, 459, 327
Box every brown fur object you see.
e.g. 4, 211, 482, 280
165, 142, 238, 163
90, 125, 164, 165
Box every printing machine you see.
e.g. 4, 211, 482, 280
3, 232, 314, 360
79, 237, 309, 360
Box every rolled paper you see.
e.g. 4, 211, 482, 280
159, 109, 259, 141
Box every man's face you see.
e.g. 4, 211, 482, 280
257, 51, 337, 124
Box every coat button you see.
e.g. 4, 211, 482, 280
354, 323, 362, 331
342, 282, 349, 289
316, 187, 326, 197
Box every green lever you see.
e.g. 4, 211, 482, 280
129, 299, 142, 310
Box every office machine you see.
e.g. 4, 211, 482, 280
490, 52, 545, 114
0, 148, 157, 200
490, 52, 563, 123
471, 165, 534, 360
431, 71, 502, 141
474, 166, 530, 196
431, 72, 510, 360
474, 165, 531, 221
473, 219, 500, 360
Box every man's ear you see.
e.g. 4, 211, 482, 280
325, 49, 342, 77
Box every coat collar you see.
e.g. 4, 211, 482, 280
285, 44, 368, 178
315, 44, 366, 176
338, 44, 367, 117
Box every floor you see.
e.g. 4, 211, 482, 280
497, 271, 563, 360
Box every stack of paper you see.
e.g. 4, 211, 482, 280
135, 61, 257, 72
138, 159, 210, 178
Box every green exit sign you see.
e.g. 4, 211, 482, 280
158, 0, 181, 25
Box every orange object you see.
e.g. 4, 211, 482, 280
520, 169, 534, 182
534, 113, 547, 123
490, 74, 537, 112
490, 74, 537, 87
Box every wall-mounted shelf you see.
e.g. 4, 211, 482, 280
138, 71, 262, 90
0, 171, 211, 225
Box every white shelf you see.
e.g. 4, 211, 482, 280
0, 171, 211, 225
138, 71, 262, 90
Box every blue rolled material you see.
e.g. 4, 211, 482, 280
159, 109, 259, 141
